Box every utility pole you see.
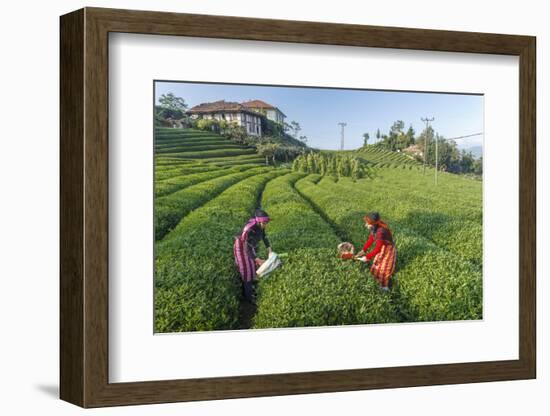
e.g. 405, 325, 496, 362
421, 117, 434, 177
435, 134, 439, 186
338, 122, 347, 150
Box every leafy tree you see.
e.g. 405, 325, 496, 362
196, 118, 218, 131
290, 121, 302, 139
225, 123, 248, 143
473, 156, 483, 175
158, 93, 187, 111
460, 150, 475, 173
257, 143, 279, 166
390, 120, 405, 136
363, 133, 370, 146
378, 120, 406, 151
406, 125, 416, 145
416, 125, 435, 163
396, 133, 411, 150
155, 93, 189, 127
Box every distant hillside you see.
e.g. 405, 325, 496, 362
353, 145, 421, 169
267, 133, 308, 148
463, 145, 483, 158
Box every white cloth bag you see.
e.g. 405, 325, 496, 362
256, 251, 282, 278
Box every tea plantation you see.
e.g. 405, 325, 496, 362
154, 127, 482, 332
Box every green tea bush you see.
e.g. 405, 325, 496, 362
294, 175, 482, 322
393, 234, 482, 321
167, 148, 257, 160
198, 154, 266, 164
155, 167, 267, 240
356, 146, 419, 168
155, 166, 254, 198
254, 250, 398, 328
156, 143, 246, 154
292, 152, 369, 180
253, 173, 398, 328
261, 172, 338, 251
155, 164, 222, 181
207, 159, 265, 167
155, 170, 289, 332
155, 139, 232, 149
331, 175, 482, 267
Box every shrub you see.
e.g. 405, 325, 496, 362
254, 249, 398, 328
155, 167, 267, 240
294, 174, 482, 322
254, 173, 398, 328
155, 166, 254, 198
155, 169, 289, 332
292, 152, 368, 179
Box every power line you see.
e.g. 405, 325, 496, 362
338, 122, 347, 150
432, 131, 484, 185
445, 132, 484, 141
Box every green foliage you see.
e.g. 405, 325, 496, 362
473, 156, 483, 175
254, 249, 398, 328
294, 173, 482, 322
155, 143, 245, 154
356, 145, 419, 169
153, 127, 483, 332
196, 118, 219, 132
158, 92, 187, 111
256, 142, 281, 166
155, 170, 289, 332
155, 166, 258, 198
167, 148, 257, 160
254, 173, 397, 328
261, 173, 338, 251
370, 120, 482, 175
289, 120, 301, 139
155, 168, 267, 240
155, 93, 188, 127
291, 152, 369, 180
219, 123, 248, 144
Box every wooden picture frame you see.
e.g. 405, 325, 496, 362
60, 7, 536, 408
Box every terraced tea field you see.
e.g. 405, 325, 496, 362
154, 127, 482, 332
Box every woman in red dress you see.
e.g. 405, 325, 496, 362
355, 212, 397, 291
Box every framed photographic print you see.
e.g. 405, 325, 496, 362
60, 7, 536, 408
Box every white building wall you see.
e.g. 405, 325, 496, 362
191, 111, 262, 136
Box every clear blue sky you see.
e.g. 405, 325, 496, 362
155, 81, 484, 151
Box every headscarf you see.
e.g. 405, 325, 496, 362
363, 211, 393, 241
239, 209, 270, 241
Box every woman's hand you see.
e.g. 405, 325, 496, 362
355, 250, 365, 258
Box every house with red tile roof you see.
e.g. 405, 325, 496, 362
188, 99, 287, 137
188, 100, 264, 136
241, 100, 286, 124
